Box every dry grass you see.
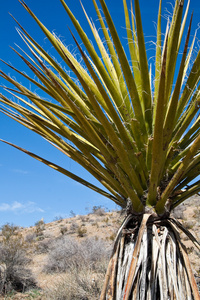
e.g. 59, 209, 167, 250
43, 266, 104, 300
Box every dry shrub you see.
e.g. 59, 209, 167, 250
25, 232, 37, 243
36, 238, 54, 254
34, 219, 45, 239
91, 206, 106, 216
43, 236, 111, 274
194, 207, 200, 220
0, 224, 20, 239
69, 222, 79, 233
44, 266, 105, 300
171, 205, 185, 219
77, 225, 87, 237
0, 224, 37, 294
79, 237, 111, 273
53, 215, 64, 222
43, 237, 78, 273
60, 225, 68, 235
78, 215, 88, 222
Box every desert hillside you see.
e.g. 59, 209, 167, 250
0, 196, 199, 299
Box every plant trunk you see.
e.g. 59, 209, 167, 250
100, 213, 200, 300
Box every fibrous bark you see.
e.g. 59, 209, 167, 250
100, 213, 200, 300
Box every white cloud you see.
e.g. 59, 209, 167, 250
12, 169, 29, 175
0, 201, 44, 213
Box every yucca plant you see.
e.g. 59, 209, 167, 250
0, 0, 200, 298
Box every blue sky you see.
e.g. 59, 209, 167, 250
0, 0, 199, 227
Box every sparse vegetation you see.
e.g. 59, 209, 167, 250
53, 216, 64, 222
108, 233, 116, 241
69, 222, 79, 233
0, 224, 20, 240
171, 205, 185, 220
91, 206, 107, 216
25, 232, 37, 243
0, 224, 37, 295
69, 210, 76, 218
34, 220, 45, 235
0, 199, 199, 299
194, 208, 200, 220
44, 266, 104, 300
33, 219, 45, 241
60, 225, 68, 235
77, 225, 87, 237
36, 238, 53, 254
43, 236, 111, 274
